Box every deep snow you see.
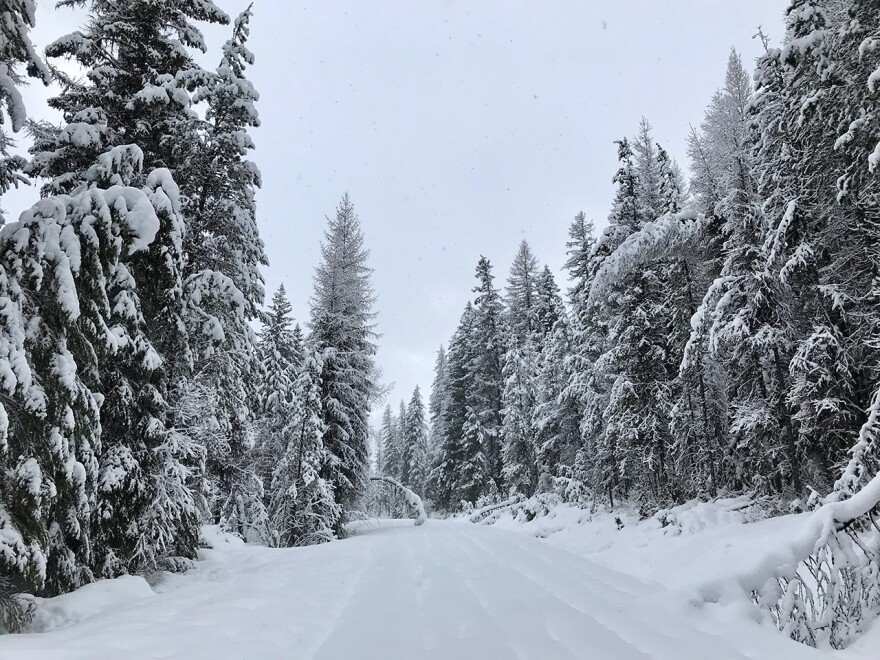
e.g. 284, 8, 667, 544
1, 514, 872, 659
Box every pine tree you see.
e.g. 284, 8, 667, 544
470, 256, 506, 487
564, 212, 596, 306
632, 117, 664, 223
175, 5, 267, 316
506, 241, 539, 342
431, 303, 484, 509
30, 0, 229, 194
100, 163, 202, 576
534, 266, 563, 343
680, 48, 757, 496
379, 405, 400, 480
162, 7, 267, 531
268, 349, 340, 546
402, 387, 429, 496
396, 399, 410, 485
687, 49, 754, 225
252, 286, 299, 527
533, 273, 580, 485
0, 151, 192, 594
0, 0, 50, 220
309, 194, 378, 524
501, 337, 539, 497
580, 135, 653, 503
827, 0, 880, 494
425, 346, 449, 506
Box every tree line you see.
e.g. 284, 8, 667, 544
417, 1, 880, 517
0, 0, 377, 622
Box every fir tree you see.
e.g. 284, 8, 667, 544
564, 212, 596, 306
425, 346, 449, 506
379, 404, 400, 480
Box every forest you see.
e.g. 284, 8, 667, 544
0, 0, 879, 653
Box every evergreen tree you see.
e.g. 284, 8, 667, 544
501, 337, 539, 497
533, 273, 580, 484
632, 117, 664, 223
579, 136, 649, 503
0, 0, 50, 220
396, 399, 410, 485
268, 349, 340, 546
403, 387, 429, 496
252, 286, 298, 522
379, 405, 400, 480
309, 194, 378, 525
175, 5, 267, 316
101, 163, 202, 576
470, 256, 505, 486
431, 303, 484, 509
425, 346, 449, 506
0, 153, 191, 594
534, 266, 563, 343
30, 0, 229, 194
564, 212, 596, 306
506, 241, 539, 341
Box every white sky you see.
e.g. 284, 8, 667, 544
10, 0, 789, 420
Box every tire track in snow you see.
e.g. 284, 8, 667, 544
447, 523, 654, 660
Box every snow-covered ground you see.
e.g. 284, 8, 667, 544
0, 512, 876, 659
484, 496, 880, 657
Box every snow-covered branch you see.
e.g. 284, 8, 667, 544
370, 476, 427, 525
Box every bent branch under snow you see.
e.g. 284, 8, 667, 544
370, 476, 427, 525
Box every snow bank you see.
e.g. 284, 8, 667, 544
483, 496, 811, 596
481, 493, 880, 649
29, 575, 154, 633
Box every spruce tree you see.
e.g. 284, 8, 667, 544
0, 153, 193, 594
379, 405, 400, 480
533, 273, 580, 484
564, 212, 596, 305
431, 303, 484, 509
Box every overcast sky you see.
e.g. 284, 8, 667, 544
12, 0, 790, 421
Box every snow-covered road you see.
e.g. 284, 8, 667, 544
1, 519, 831, 659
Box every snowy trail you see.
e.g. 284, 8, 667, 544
0, 519, 838, 659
